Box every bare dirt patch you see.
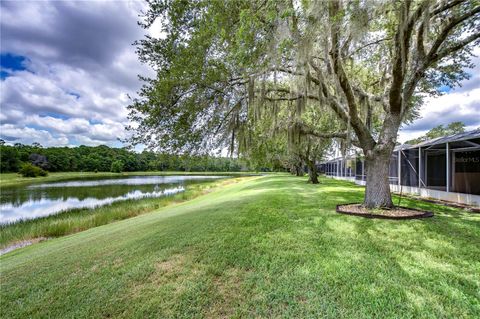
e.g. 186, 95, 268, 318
128, 252, 201, 300
154, 254, 188, 274
337, 203, 433, 220
207, 268, 248, 318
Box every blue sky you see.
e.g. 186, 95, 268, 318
0, 54, 28, 80
0, 0, 479, 148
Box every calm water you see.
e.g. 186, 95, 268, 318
0, 175, 227, 224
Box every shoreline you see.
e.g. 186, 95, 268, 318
0, 237, 48, 256
0, 171, 262, 188
0, 176, 254, 253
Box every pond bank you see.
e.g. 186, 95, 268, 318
0, 176, 252, 250
0, 237, 48, 255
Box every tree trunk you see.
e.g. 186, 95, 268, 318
364, 151, 394, 208
295, 165, 304, 176
291, 161, 304, 176
290, 166, 296, 175
306, 160, 319, 184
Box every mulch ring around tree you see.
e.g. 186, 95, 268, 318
336, 203, 434, 220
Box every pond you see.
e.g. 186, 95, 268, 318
0, 175, 228, 224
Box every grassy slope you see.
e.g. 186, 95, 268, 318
0, 177, 248, 248
1, 176, 479, 318
0, 171, 255, 187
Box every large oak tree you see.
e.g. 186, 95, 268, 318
129, 0, 479, 208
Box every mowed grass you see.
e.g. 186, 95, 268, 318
1, 175, 479, 318
0, 177, 246, 249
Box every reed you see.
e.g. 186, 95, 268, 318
0, 177, 246, 248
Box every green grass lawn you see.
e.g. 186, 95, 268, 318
1, 175, 479, 318
0, 177, 247, 249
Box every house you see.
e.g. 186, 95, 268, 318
320, 129, 480, 207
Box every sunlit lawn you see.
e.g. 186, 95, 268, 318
1, 175, 479, 318
0, 177, 247, 249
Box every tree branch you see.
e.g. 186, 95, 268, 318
389, 0, 419, 115
349, 37, 391, 57
434, 32, 480, 62
403, 10, 480, 106
432, 0, 466, 16
426, 6, 480, 62
329, 1, 374, 150
298, 126, 347, 139
213, 99, 243, 135
294, 122, 361, 147
264, 93, 320, 102
352, 86, 386, 104
268, 66, 321, 85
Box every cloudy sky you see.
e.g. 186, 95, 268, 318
398, 51, 480, 143
0, 0, 479, 148
0, 0, 158, 148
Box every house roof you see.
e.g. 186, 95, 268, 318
322, 129, 480, 163
395, 128, 480, 151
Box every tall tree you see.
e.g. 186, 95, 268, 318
130, 0, 479, 208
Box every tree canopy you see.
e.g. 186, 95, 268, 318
130, 0, 480, 207
0, 143, 250, 173
405, 121, 467, 144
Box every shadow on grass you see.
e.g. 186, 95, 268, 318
1, 175, 478, 318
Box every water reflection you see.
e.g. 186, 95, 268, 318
0, 175, 226, 224
0, 187, 184, 225
27, 175, 226, 188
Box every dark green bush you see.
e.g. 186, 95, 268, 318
110, 160, 124, 173
38, 169, 48, 176
19, 163, 48, 177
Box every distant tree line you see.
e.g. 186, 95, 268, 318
0, 142, 251, 173
404, 122, 466, 145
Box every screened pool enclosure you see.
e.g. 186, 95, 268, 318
320, 129, 480, 206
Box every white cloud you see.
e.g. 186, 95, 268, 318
398, 51, 480, 143
0, 124, 69, 146
0, 0, 155, 147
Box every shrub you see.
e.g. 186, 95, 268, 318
19, 163, 48, 177
37, 169, 48, 176
110, 160, 124, 173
